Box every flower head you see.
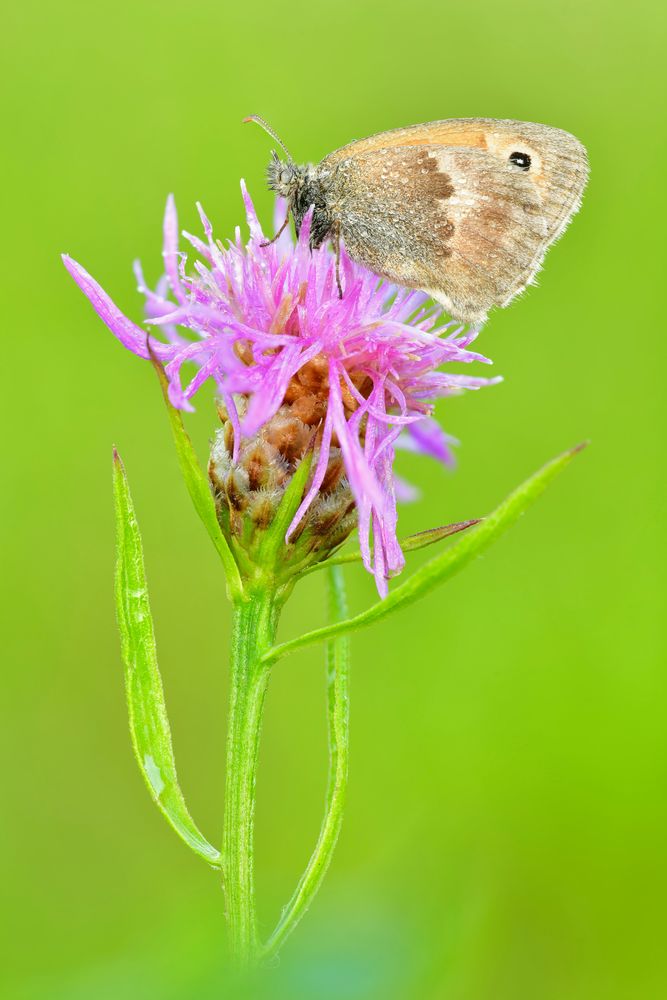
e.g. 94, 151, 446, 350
63, 185, 499, 594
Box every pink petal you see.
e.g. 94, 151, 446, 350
62, 255, 171, 360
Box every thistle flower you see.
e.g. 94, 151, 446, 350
63, 185, 499, 594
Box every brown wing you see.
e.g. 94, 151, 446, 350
326, 144, 549, 322
322, 118, 588, 248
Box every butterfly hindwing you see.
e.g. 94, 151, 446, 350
327, 144, 548, 321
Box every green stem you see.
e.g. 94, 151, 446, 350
222, 589, 279, 967
261, 566, 351, 961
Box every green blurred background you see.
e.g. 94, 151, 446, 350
2, 0, 665, 996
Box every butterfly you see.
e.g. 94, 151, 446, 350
245, 115, 589, 323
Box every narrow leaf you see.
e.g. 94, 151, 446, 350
306, 518, 481, 573
261, 565, 350, 959
113, 449, 221, 868
150, 358, 242, 599
258, 449, 314, 565
263, 443, 586, 664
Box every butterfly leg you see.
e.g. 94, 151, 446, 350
259, 212, 290, 248
332, 220, 343, 298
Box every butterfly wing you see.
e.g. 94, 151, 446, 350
321, 120, 588, 321
325, 144, 545, 321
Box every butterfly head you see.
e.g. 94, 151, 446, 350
266, 151, 304, 200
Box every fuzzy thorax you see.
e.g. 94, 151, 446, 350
266, 154, 332, 248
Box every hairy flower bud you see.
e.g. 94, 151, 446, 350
209, 400, 356, 582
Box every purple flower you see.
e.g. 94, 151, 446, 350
63, 185, 500, 595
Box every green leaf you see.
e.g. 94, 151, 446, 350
263, 443, 587, 664
305, 518, 481, 573
113, 449, 221, 868
261, 565, 350, 959
150, 358, 243, 600
257, 448, 314, 566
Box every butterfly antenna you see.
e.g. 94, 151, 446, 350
243, 114, 293, 161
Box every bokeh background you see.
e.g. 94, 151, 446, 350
2, 1, 665, 997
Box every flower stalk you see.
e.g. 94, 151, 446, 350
222, 589, 278, 965
220, 563, 352, 967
